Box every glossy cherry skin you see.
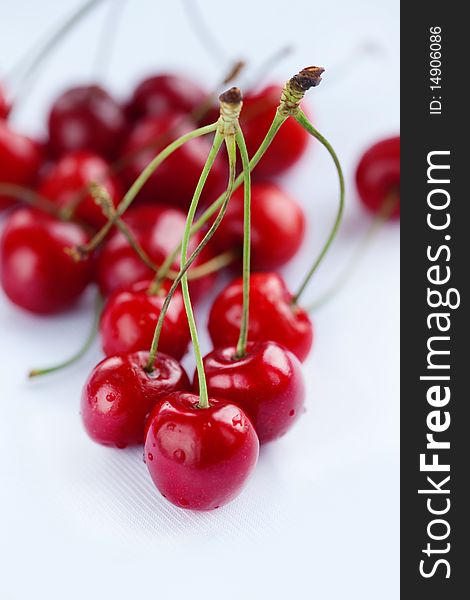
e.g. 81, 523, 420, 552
81, 351, 190, 448
38, 150, 122, 228
241, 85, 310, 178
0, 208, 92, 314
96, 204, 216, 299
144, 392, 259, 510
0, 121, 42, 210
120, 112, 225, 209
209, 272, 313, 362
212, 181, 306, 270
47, 85, 126, 158
355, 136, 400, 217
126, 73, 207, 122
0, 83, 10, 119
100, 279, 190, 360
197, 341, 305, 444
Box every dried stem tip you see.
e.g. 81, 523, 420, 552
290, 66, 325, 93
64, 245, 89, 262
219, 86, 243, 105
223, 61, 246, 85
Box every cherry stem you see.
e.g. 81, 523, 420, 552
0, 183, 65, 218
72, 122, 218, 257
180, 131, 225, 409
106, 59, 245, 175
308, 192, 399, 312
149, 67, 325, 286
145, 133, 237, 372
90, 176, 234, 284
6, 0, 107, 113
234, 129, 251, 358
89, 181, 160, 273
28, 293, 102, 378
150, 112, 287, 287
182, 0, 229, 65
0, 183, 93, 233
291, 109, 345, 304
148, 249, 235, 294
93, 0, 126, 79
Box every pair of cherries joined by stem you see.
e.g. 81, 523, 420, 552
77, 71, 330, 511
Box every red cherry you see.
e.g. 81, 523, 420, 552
0, 83, 10, 119
100, 279, 190, 360
121, 112, 225, 208
241, 85, 310, 178
81, 351, 190, 448
144, 392, 259, 510
0, 208, 92, 314
355, 136, 400, 217
208, 272, 313, 362
212, 181, 306, 270
47, 85, 125, 158
198, 341, 305, 444
38, 150, 122, 228
126, 73, 207, 122
0, 121, 42, 210
96, 204, 216, 299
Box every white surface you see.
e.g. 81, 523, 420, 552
0, 1, 399, 599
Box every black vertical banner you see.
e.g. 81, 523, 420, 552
401, 3, 468, 598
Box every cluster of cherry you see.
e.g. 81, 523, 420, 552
0, 62, 399, 510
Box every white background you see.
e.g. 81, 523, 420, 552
0, 1, 399, 598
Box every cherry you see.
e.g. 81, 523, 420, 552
208, 272, 313, 362
81, 351, 190, 448
355, 136, 400, 217
47, 85, 126, 159
197, 341, 305, 444
0, 207, 92, 314
120, 112, 225, 209
0, 83, 10, 119
96, 203, 216, 299
212, 181, 306, 270
100, 279, 190, 360
126, 73, 207, 122
240, 85, 310, 178
38, 150, 122, 228
0, 121, 42, 210
144, 392, 259, 510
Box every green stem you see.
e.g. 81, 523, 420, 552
234, 128, 251, 358
145, 133, 236, 372
28, 293, 102, 378
78, 122, 218, 256
151, 112, 287, 287
292, 109, 345, 304
308, 193, 398, 312
0, 184, 65, 218
175, 250, 235, 281
179, 131, 225, 409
